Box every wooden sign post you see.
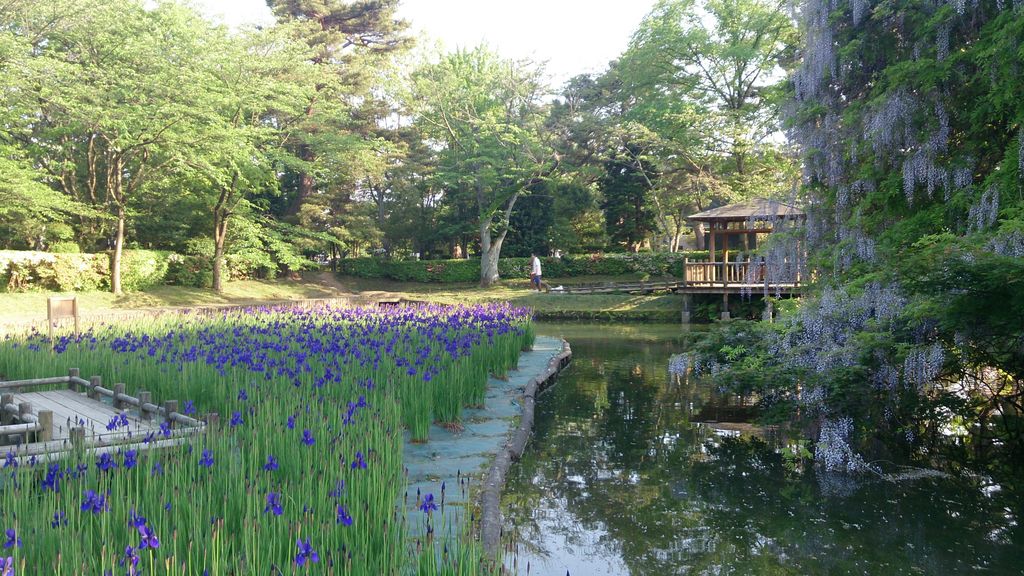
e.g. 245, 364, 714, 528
47, 296, 80, 345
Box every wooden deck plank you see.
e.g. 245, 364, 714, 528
2, 377, 203, 457
14, 390, 114, 430
4, 389, 161, 446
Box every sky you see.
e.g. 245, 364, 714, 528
191, 0, 657, 86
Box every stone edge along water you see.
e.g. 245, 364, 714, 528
479, 337, 573, 556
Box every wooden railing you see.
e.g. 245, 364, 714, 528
0, 368, 208, 449
683, 258, 802, 287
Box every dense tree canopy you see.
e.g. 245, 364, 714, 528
0, 0, 801, 290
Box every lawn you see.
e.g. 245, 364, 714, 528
0, 274, 686, 328
0, 277, 353, 328
334, 275, 685, 321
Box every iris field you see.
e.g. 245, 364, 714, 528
0, 303, 533, 574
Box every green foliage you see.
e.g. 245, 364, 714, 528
405, 45, 556, 285
336, 252, 708, 283
166, 254, 214, 289
49, 241, 81, 253
600, 149, 659, 250
113, 250, 173, 292
0, 251, 107, 292
680, 0, 1024, 468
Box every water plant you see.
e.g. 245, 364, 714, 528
0, 302, 531, 573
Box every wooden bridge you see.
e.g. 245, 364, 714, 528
1, 369, 207, 464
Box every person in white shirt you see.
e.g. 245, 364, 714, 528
530, 253, 543, 292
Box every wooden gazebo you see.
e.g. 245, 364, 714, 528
688, 198, 805, 264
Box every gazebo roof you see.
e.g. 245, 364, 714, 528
688, 198, 805, 223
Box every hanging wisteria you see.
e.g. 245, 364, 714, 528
673, 0, 1022, 477
903, 343, 946, 389
987, 230, 1024, 257
816, 417, 875, 473
968, 186, 1000, 232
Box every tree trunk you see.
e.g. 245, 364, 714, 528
695, 222, 706, 250
287, 144, 316, 219
212, 209, 228, 293
111, 205, 125, 295
479, 219, 498, 287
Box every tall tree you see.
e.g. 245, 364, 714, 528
266, 0, 411, 224
16, 1, 224, 293
620, 0, 798, 193
600, 147, 659, 252
0, 7, 86, 248
407, 47, 558, 286
181, 24, 320, 291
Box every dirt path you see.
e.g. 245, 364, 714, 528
312, 271, 357, 294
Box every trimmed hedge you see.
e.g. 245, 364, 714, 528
336, 252, 709, 283
0, 249, 181, 292
0, 250, 108, 292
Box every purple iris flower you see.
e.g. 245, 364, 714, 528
3, 452, 17, 469
263, 455, 279, 472
237, 389, 248, 401
336, 505, 353, 526
137, 523, 159, 549
96, 453, 118, 473
121, 545, 140, 574
123, 450, 138, 470
51, 510, 68, 528
286, 415, 296, 430
42, 464, 62, 492
81, 490, 109, 514
183, 400, 196, 415
351, 451, 367, 469
264, 492, 283, 516
230, 411, 244, 427
199, 449, 214, 468
301, 429, 315, 446
0, 557, 13, 576
295, 537, 319, 566
328, 480, 345, 499
1, 529, 20, 549
419, 493, 438, 513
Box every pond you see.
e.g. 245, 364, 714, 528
502, 322, 1023, 575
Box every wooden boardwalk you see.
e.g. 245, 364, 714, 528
1, 371, 206, 463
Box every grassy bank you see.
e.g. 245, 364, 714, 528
0, 274, 686, 327
0, 277, 352, 326
337, 275, 685, 322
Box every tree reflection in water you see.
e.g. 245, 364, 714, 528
501, 323, 1023, 576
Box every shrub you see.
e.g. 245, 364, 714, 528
117, 250, 172, 291
0, 251, 108, 292
49, 241, 82, 253
52, 253, 107, 291
166, 253, 213, 288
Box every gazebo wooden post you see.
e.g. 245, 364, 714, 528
709, 222, 716, 263
723, 222, 730, 266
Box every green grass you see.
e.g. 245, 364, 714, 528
0, 277, 351, 327
0, 273, 686, 328
341, 275, 685, 321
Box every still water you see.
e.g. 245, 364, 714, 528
502, 323, 1023, 576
